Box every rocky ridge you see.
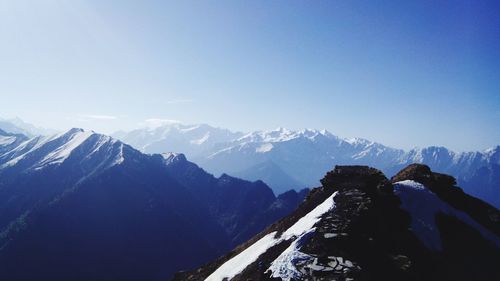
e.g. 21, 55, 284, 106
174, 164, 500, 281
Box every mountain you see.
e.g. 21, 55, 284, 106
463, 163, 500, 207
161, 152, 308, 247
0, 129, 306, 281
198, 128, 405, 190
113, 122, 243, 157
232, 160, 307, 195
393, 146, 500, 207
0, 117, 56, 137
114, 123, 499, 207
175, 164, 500, 281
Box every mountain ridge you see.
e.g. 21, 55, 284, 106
175, 164, 500, 281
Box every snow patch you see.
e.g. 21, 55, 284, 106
190, 132, 210, 145
395, 179, 425, 190
256, 143, 273, 153
267, 230, 315, 281
206, 192, 337, 281
161, 152, 185, 165
0, 136, 16, 146
205, 232, 279, 281
394, 180, 500, 251
282, 192, 337, 239
111, 142, 125, 166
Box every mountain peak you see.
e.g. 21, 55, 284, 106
0, 128, 127, 172
66, 127, 86, 134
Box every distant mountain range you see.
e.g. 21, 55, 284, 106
114, 122, 500, 207
176, 164, 500, 281
1, 118, 498, 207
0, 117, 56, 137
0, 128, 306, 280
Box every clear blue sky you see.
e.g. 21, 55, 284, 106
0, 0, 499, 151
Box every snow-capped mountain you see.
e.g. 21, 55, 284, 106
198, 128, 405, 191
113, 122, 243, 157
0, 129, 307, 281
175, 164, 500, 281
114, 123, 499, 207
392, 145, 500, 180
0, 128, 125, 173
393, 146, 500, 207
0, 117, 56, 137
114, 125, 405, 194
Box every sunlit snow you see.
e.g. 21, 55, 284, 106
267, 229, 315, 281
37, 130, 93, 167
256, 143, 273, 153
205, 192, 337, 281
205, 232, 279, 281
0, 136, 16, 146
394, 180, 500, 250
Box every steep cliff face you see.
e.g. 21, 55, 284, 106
175, 164, 500, 281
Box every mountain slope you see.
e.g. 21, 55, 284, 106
161, 152, 308, 247
0, 129, 307, 281
0, 129, 28, 155
232, 160, 307, 196
0, 129, 228, 280
175, 164, 500, 281
462, 163, 500, 207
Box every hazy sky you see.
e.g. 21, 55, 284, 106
1, 0, 499, 151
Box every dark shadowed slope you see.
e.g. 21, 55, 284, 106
0, 129, 306, 281
162, 152, 308, 247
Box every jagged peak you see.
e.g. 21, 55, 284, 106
161, 152, 187, 165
